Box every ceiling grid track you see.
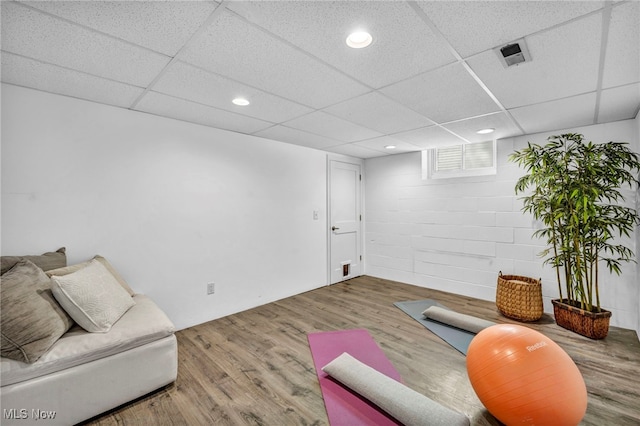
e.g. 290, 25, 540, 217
2, 0, 637, 157
225, 8, 377, 95
128, 1, 228, 110
593, 2, 613, 125
13, 1, 170, 58
406, 0, 526, 137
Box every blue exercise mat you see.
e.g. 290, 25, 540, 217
394, 299, 475, 355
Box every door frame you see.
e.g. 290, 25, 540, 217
327, 154, 365, 285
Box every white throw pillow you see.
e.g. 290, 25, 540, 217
51, 259, 135, 332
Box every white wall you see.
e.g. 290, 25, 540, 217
365, 119, 639, 330
1, 84, 328, 330
635, 109, 640, 339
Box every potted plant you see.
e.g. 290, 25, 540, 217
510, 133, 640, 339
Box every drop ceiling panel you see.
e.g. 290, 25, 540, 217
1, 1, 638, 159
598, 83, 640, 124
1, 2, 171, 87
442, 112, 523, 143
602, 1, 640, 88
283, 111, 382, 143
1, 52, 143, 108
510, 93, 597, 135
153, 61, 313, 123
323, 92, 435, 134
325, 143, 384, 159
354, 136, 420, 154
417, 1, 604, 58
392, 125, 467, 148
135, 91, 273, 135
180, 9, 370, 109
381, 62, 501, 123
467, 12, 602, 109
24, 1, 220, 56
226, 1, 456, 88
254, 125, 343, 150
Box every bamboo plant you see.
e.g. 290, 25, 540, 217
510, 133, 640, 313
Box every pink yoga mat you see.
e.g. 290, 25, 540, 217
307, 329, 402, 425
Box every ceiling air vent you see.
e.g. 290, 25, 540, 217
495, 38, 531, 68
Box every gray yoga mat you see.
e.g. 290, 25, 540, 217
394, 299, 476, 355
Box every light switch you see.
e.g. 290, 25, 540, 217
313, 210, 319, 220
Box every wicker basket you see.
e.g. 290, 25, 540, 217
496, 272, 543, 322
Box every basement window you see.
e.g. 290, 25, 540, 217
422, 140, 496, 179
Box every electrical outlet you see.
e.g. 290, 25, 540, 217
207, 282, 215, 295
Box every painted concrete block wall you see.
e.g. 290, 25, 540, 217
365, 119, 639, 330
1, 84, 328, 330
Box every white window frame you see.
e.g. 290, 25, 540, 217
422, 140, 497, 180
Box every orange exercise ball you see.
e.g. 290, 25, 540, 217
466, 324, 587, 426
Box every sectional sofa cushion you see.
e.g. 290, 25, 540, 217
1, 260, 74, 363
46, 255, 135, 296
0, 247, 67, 275
51, 259, 135, 333
0, 294, 175, 386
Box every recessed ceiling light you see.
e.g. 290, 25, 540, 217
384, 145, 396, 150
232, 97, 250, 106
346, 31, 372, 49
476, 128, 495, 135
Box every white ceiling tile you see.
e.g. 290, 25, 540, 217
441, 112, 523, 143
324, 143, 385, 159
467, 12, 602, 109
602, 2, 640, 88
1, 52, 143, 108
392, 125, 467, 148
510, 93, 597, 134
180, 9, 369, 109
1, 2, 170, 87
135, 91, 273, 135
418, 1, 604, 58
1, 0, 637, 160
25, 1, 220, 56
598, 83, 640, 124
323, 92, 435, 134
153, 61, 313, 123
381, 62, 501, 123
254, 125, 342, 151
226, 1, 456, 88
354, 136, 421, 154
283, 111, 382, 143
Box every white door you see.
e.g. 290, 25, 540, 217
329, 160, 362, 284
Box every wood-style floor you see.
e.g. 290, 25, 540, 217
84, 276, 640, 426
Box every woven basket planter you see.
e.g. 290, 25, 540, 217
552, 299, 611, 339
495, 272, 543, 322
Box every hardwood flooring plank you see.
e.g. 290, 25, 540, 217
84, 276, 640, 426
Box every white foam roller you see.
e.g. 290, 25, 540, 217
422, 306, 496, 334
322, 352, 470, 426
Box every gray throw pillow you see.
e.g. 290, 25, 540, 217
1, 260, 74, 363
1, 247, 67, 275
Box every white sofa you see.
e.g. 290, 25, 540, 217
1, 249, 178, 424
1, 295, 177, 425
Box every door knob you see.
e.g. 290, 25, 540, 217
332, 226, 340, 231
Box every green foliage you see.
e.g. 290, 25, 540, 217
510, 133, 640, 312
